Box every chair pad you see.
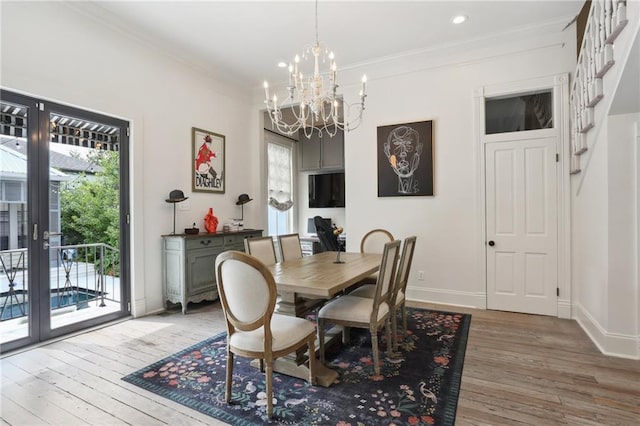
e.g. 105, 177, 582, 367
229, 314, 314, 353
351, 286, 405, 310
349, 284, 375, 298
318, 295, 389, 323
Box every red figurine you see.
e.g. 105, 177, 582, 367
204, 207, 219, 233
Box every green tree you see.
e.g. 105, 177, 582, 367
60, 150, 120, 273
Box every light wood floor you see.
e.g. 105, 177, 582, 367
1, 301, 639, 425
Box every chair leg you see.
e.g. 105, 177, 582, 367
307, 336, 316, 385
370, 327, 380, 376
402, 302, 407, 336
265, 360, 274, 418
391, 306, 399, 352
318, 318, 326, 365
225, 350, 233, 403
342, 326, 350, 345
385, 318, 392, 356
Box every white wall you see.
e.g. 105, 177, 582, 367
340, 31, 576, 308
1, 2, 257, 316
573, 112, 640, 358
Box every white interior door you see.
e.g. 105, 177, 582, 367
485, 136, 558, 316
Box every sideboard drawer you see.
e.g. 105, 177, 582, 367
185, 237, 224, 251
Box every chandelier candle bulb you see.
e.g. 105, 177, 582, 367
263, 81, 269, 101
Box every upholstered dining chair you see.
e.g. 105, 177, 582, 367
317, 239, 401, 376
358, 228, 395, 284
244, 236, 277, 266
277, 233, 303, 262
215, 251, 316, 418
360, 228, 395, 254
350, 236, 417, 351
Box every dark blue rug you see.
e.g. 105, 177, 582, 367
122, 308, 470, 425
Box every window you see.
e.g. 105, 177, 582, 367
485, 90, 553, 134
266, 132, 295, 236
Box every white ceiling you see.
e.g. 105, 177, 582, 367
72, 1, 584, 89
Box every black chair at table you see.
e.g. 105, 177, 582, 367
314, 216, 342, 252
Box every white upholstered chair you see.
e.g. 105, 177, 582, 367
215, 251, 316, 418
357, 228, 395, 284
317, 239, 401, 375
350, 236, 417, 351
277, 233, 303, 262
360, 228, 395, 254
244, 236, 277, 266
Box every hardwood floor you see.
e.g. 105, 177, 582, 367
1, 301, 639, 425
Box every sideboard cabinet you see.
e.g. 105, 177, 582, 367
162, 229, 262, 313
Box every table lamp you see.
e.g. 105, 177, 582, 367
165, 189, 188, 234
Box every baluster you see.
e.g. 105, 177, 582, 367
605, 0, 613, 40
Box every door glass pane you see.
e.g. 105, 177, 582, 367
0, 101, 30, 344
48, 112, 123, 330
485, 90, 553, 135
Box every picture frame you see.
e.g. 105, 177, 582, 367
377, 120, 433, 197
192, 127, 225, 193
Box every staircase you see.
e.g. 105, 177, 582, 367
570, 0, 629, 174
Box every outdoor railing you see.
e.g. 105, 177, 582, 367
0, 243, 120, 321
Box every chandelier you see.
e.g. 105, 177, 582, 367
263, 0, 367, 139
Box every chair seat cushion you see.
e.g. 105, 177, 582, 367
351, 286, 405, 308
318, 295, 389, 323
349, 284, 375, 298
229, 314, 315, 353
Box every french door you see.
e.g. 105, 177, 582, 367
0, 89, 130, 353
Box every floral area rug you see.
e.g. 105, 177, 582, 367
122, 308, 471, 425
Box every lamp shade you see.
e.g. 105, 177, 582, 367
236, 194, 253, 205
166, 189, 188, 203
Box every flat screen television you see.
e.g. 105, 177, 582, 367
308, 172, 345, 208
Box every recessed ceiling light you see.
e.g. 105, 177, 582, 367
277, 62, 287, 68
452, 15, 467, 24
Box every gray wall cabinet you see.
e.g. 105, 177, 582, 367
162, 229, 262, 313
299, 129, 344, 171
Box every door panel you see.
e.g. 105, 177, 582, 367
0, 90, 130, 353
486, 137, 558, 316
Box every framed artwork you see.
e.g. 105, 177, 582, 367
192, 127, 225, 193
377, 120, 433, 197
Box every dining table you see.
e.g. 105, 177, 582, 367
264, 251, 382, 387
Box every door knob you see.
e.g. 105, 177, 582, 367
488, 240, 495, 247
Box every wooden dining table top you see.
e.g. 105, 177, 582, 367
266, 251, 382, 298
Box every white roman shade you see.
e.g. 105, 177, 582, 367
267, 140, 293, 212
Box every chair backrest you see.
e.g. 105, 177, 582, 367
244, 236, 277, 266
278, 233, 303, 262
314, 216, 340, 251
390, 236, 417, 304
215, 251, 277, 340
360, 229, 394, 254
370, 240, 401, 320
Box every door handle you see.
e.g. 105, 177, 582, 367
43, 231, 63, 240
488, 240, 495, 247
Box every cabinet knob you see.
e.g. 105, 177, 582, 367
201, 240, 211, 246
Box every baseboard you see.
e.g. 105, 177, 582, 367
406, 286, 486, 310
574, 303, 640, 360
558, 299, 572, 319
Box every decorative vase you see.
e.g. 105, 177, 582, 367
204, 208, 219, 233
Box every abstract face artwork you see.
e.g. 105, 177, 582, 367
377, 120, 433, 197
